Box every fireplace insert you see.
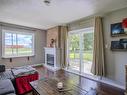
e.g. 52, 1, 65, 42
47, 54, 54, 67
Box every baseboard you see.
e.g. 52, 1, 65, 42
64, 69, 125, 90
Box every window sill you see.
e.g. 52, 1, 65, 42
2, 55, 35, 58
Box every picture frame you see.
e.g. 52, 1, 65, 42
111, 39, 127, 51
111, 41, 124, 50
111, 22, 125, 37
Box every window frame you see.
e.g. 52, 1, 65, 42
2, 29, 35, 58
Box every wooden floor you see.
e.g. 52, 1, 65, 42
25, 66, 125, 95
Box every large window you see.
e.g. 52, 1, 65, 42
67, 27, 94, 74
2, 29, 34, 58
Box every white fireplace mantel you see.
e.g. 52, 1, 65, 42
44, 47, 61, 71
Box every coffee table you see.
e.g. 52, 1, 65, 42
30, 78, 88, 95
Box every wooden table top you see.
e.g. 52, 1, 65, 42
30, 78, 88, 95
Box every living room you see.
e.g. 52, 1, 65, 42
0, 0, 127, 95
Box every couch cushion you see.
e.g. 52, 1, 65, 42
0, 69, 14, 80
0, 79, 15, 95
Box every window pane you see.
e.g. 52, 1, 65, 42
68, 34, 80, 71
3, 29, 34, 58
82, 32, 94, 74
17, 34, 33, 56
12, 34, 17, 55
5, 33, 13, 56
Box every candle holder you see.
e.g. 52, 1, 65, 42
57, 82, 63, 90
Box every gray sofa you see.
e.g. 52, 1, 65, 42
0, 79, 15, 95
0, 65, 16, 95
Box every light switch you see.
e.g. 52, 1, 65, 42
105, 44, 108, 49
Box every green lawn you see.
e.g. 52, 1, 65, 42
5, 48, 32, 55
69, 51, 93, 61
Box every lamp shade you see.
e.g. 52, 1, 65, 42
122, 18, 127, 28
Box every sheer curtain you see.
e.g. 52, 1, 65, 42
91, 17, 105, 76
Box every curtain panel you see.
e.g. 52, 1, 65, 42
58, 26, 68, 68
91, 17, 105, 76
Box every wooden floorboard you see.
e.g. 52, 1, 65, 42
25, 66, 125, 95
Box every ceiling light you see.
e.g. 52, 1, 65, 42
44, 0, 51, 6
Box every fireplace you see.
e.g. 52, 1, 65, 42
44, 47, 60, 71
47, 54, 54, 67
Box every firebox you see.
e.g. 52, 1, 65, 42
47, 54, 54, 67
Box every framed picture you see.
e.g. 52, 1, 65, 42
120, 39, 127, 49
111, 41, 124, 50
111, 39, 127, 51
111, 22, 125, 36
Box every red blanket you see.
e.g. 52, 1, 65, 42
15, 73, 39, 94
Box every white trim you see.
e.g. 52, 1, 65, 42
2, 30, 5, 58
2, 29, 35, 58
69, 27, 94, 34
2, 55, 35, 58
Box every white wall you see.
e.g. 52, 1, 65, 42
0, 23, 46, 68
103, 7, 127, 86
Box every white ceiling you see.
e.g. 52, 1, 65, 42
0, 0, 127, 29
